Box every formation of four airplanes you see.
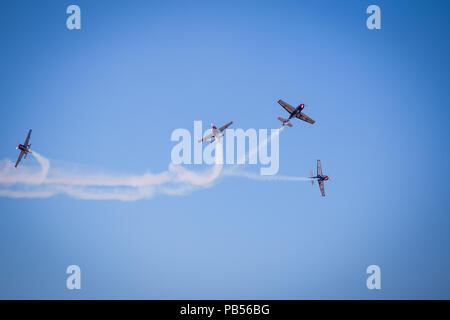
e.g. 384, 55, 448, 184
14, 99, 330, 197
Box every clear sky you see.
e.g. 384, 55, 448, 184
0, 0, 449, 299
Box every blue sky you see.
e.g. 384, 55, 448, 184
0, 0, 449, 299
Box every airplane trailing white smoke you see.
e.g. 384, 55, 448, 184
0, 133, 311, 201
0, 140, 224, 201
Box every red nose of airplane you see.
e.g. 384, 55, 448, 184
212, 126, 217, 129
325, 176, 329, 180
299, 104, 304, 108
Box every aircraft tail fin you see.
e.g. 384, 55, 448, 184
310, 170, 314, 185
277, 117, 292, 127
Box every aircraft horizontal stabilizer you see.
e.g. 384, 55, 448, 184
277, 117, 293, 127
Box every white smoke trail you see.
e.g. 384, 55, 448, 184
0, 136, 312, 202
44, 171, 171, 187
0, 151, 49, 185
58, 185, 156, 201
0, 140, 224, 201
225, 125, 313, 181
170, 139, 223, 186
0, 189, 56, 199
222, 166, 312, 181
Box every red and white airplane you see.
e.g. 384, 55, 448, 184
15, 129, 32, 168
198, 121, 233, 143
277, 99, 315, 127
309, 160, 329, 197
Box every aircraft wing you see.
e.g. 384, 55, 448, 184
296, 113, 315, 124
317, 160, 322, 176
15, 150, 25, 168
278, 99, 296, 114
24, 129, 32, 146
218, 121, 233, 132
318, 180, 326, 197
198, 132, 214, 143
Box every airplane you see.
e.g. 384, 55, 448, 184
277, 99, 315, 127
15, 129, 32, 168
198, 121, 233, 143
309, 160, 329, 197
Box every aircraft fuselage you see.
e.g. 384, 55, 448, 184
288, 104, 304, 120
18, 144, 30, 153
209, 128, 222, 142
311, 174, 329, 182
212, 128, 220, 137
